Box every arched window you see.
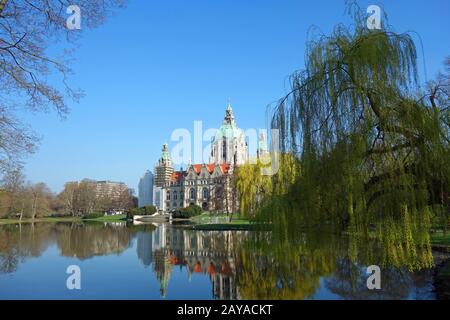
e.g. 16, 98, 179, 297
173, 191, 178, 200
166, 191, 171, 201
190, 188, 196, 200
203, 187, 209, 199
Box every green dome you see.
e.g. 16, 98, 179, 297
214, 102, 244, 140
215, 123, 244, 140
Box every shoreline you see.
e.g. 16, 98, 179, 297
1, 216, 449, 249
0, 215, 128, 225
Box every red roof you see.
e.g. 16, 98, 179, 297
192, 164, 230, 175
170, 164, 231, 182
220, 164, 230, 174
170, 171, 184, 182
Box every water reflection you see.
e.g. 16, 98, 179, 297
237, 231, 436, 300
136, 224, 242, 299
0, 222, 440, 300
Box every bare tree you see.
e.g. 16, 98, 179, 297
59, 179, 100, 216
1, 168, 54, 220
59, 181, 77, 216
0, 0, 126, 170
0, 165, 25, 219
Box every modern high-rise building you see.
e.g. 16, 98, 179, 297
66, 179, 129, 201
138, 170, 154, 207
94, 180, 129, 200
153, 186, 163, 210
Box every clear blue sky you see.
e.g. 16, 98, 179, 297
21, 0, 450, 193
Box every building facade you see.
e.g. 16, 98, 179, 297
154, 103, 266, 213
138, 170, 154, 207
94, 180, 129, 200
209, 103, 248, 165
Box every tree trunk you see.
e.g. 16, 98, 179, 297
31, 193, 37, 220
19, 205, 23, 222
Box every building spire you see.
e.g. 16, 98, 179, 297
223, 99, 235, 125
159, 142, 171, 166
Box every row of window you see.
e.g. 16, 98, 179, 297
167, 179, 223, 187
166, 188, 210, 201
166, 202, 210, 210
166, 202, 184, 209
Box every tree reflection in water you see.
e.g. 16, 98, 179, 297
0, 222, 142, 273
0, 221, 438, 299
235, 217, 436, 300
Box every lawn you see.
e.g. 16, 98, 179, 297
431, 231, 450, 246
189, 213, 252, 231
191, 213, 248, 224
86, 214, 127, 222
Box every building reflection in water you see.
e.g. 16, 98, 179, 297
0, 222, 440, 299
136, 223, 244, 300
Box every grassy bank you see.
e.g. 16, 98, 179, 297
0, 214, 128, 225
431, 231, 450, 248
84, 214, 127, 222
191, 223, 252, 231
0, 216, 81, 225
189, 213, 252, 231
190, 213, 248, 224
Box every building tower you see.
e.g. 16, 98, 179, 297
210, 102, 248, 165
154, 143, 174, 187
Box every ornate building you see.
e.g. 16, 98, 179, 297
210, 103, 248, 165
154, 103, 258, 213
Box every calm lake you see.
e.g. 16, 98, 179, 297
0, 222, 440, 300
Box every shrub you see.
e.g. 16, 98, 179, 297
127, 206, 157, 219
142, 206, 157, 215
173, 204, 203, 219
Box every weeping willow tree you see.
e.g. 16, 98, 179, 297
235, 154, 299, 217
239, 5, 449, 271
235, 160, 271, 218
